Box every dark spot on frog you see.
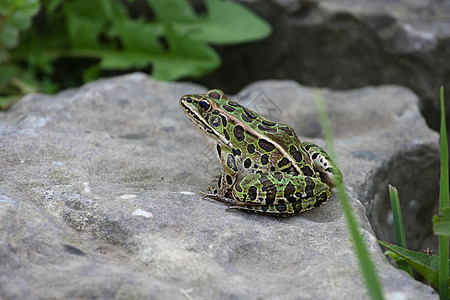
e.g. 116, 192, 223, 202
226, 175, 233, 185
261, 120, 276, 126
301, 166, 314, 177
223, 104, 235, 112
232, 148, 241, 156
223, 129, 230, 141
259, 175, 276, 205
209, 115, 221, 127
243, 107, 257, 120
244, 158, 252, 168
247, 144, 256, 154
261, 154, 269, 165
63, 244, 85, 256
279, 126, 294, 136
234, 125, 245, 141
248, 186, 257, 200
258, 139, 276, 152
208, 91, 221, 99
289, 146, 303, 162
305, 177, 315, 197
227, 101, 242, 107
277, 157, 290, 168
271, 166, 276, 172
220, 115, 228, 127
242, 113, 253, 123
258, 124, 277, 133
235, 182, 242, 192
312, 152, 319, 159
284, 182, 295, 198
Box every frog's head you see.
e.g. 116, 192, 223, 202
180, 89, 234, 148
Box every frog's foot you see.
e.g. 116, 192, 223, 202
199, 191, 236, 205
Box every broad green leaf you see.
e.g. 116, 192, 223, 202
63, 0, 108, 48
434, 207, 450, 236
0, 0, 40, 52
384, 250, 414, 278
115, 19, 163, 54
379, 240, 450, 293
152, 25, 220, 80
175, 0, 272, 44
146, 0, 197, 22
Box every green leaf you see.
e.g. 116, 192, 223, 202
151, 25, 220, 80
63, 0, 108, 48
384, 250, 414, 278
379, 240, 450, 293
434, 207, 450, 236
0, 0, 40, 53
146, 0, 197, 22
115, 19, 164, 54
148, 0, 272, 45
183, 0, 272, 44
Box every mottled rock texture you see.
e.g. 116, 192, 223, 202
0, 74, 438, 299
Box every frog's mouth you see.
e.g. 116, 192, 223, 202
180, 96, 231, 148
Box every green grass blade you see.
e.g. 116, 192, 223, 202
439, 85, 449, 300
313, 89, 384, 300
388, 185, 407, 248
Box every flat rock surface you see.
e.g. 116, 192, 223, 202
0, 73, 439, 299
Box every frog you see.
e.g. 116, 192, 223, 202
179, 89, 342, 216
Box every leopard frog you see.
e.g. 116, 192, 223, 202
180, 89, 342, 216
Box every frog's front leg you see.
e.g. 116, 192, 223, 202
202, 145, 239, 201
302, 142, 342, 187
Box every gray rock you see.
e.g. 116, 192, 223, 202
0, 73, 438, 299
195, 0, 450, 130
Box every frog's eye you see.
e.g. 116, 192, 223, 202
207, 90, 223, 100
199, 99, 212, 112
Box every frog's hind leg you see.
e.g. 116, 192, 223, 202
302, 142, 343, 187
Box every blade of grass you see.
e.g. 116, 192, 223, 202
313, 89, 384, 300
439, 85, 449, 300
387, 185, 414, 278
388, 185, 407, 248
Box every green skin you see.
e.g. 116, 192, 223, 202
180, 89, 342, 216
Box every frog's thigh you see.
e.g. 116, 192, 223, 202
232, 173, 331, 213
301, 142, 342, 187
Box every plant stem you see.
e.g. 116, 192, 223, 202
439, 85, 449, 300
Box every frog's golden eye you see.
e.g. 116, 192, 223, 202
199, 99, 212, 111
207, 90, 223, 100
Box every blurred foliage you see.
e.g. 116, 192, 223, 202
0, 0, 272, 109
